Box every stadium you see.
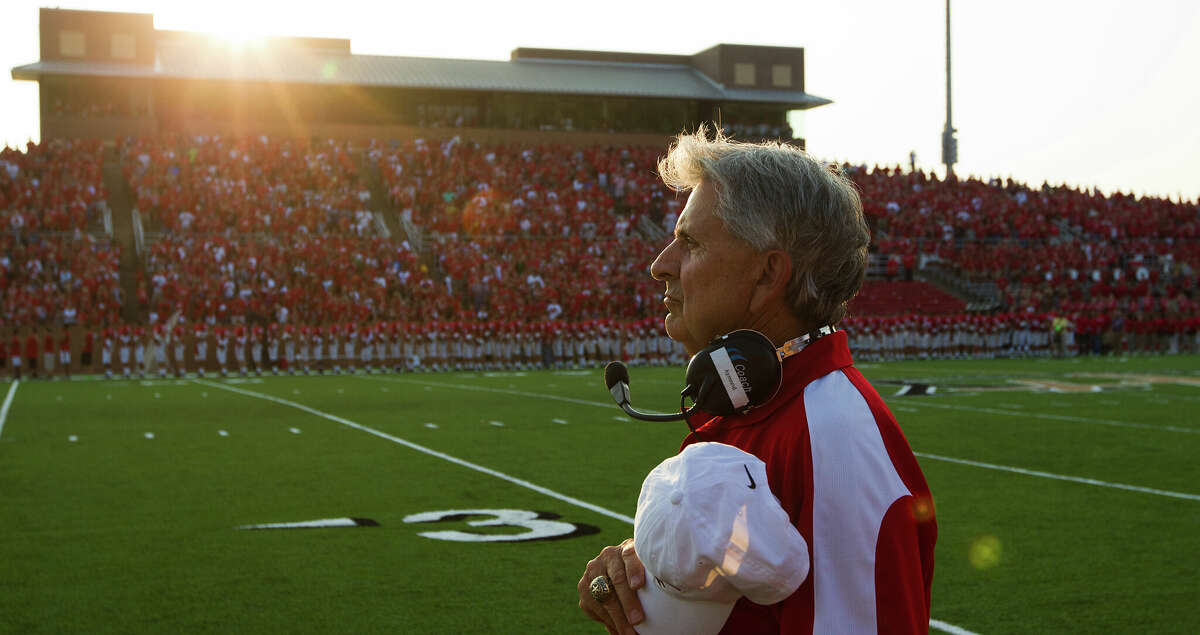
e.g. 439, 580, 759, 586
2, 6, 1198, 634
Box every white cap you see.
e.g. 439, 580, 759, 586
633, 442, 810, 635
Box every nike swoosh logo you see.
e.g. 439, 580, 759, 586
744, 465, 756, 489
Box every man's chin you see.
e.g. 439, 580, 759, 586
663, 315, 699, 355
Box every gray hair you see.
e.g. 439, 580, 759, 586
657, 126, 870, 327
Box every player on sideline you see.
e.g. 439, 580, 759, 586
250, 325, 264, 376
326, 324, 340, 374
81, 329, 95, 376
306, 325, 319, 375
133, 326, 146, 379
100, 327, 114, 379
282, 324, 296, 375
267, 324, 281, 375
344, 323, 358, 374
194, 321, 209, 377
234, 326, 248, 376
215, 326, 230, 377
152, 324, 168, 378
172, 323, 186, 378
117, 326, 131, 379
361, 323, 375, 373
25, 330, 39, 380
58, 330, 71, 379
7, 332, 21, 380
42, 329, 55, 379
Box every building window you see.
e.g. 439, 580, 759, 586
59, 31, 85, 57
772, 65, 792, 88
111, 34, 136, 60
733, 63, 756, 87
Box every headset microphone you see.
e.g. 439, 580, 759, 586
603, 327, 834, 426
604, 361, 698, 422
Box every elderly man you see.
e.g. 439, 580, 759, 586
578, 129, 937, 634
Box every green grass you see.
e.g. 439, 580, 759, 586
2, 355, 1199, 633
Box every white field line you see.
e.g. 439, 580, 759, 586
916, 452, 1200, 502
0, 380, 19, 440
901, 400, 1197, 434
930, 619, 981, 635
192, 379, 634, 524
201, 377, 977, 635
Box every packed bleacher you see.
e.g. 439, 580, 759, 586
1, 139, 123, 329
3, 133, 1199, 378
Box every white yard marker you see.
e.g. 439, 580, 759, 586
218, 430, 229, 437
289, 427, 302, 434
424, 423, 439, 429
144, 432, 155, 439
488, 420, 505, 427
0, 380, 19, 440
916, 452, 1200, 502
154, 393, 161, 399
930, 619, 981, 635
553, 418, 569, 425
68, 435, 78, 442
201, 392, 208, 398
196, 378, 975, 635
236, 517, 377, 530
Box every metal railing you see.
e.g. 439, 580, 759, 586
131, 207, 145, 257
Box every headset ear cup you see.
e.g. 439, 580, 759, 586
693, 375, 730, 416
683, 329, 782, 415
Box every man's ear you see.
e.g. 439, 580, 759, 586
748, 249, 793, 314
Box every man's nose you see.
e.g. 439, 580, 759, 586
649, 242, 677, 281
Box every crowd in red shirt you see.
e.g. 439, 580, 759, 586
3, 134, 1197, 363
1, 139, 122, 328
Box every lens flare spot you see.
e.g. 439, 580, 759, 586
969, 535, 1002, 570
321, 61, 339, 80
911, 494, 935, 522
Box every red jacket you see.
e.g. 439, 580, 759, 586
681, 331, 936, 634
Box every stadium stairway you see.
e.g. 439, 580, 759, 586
358, 152, 406, 243
850, 280, 966, 316
102, 144, 142, 324
916, 264, 1003, 312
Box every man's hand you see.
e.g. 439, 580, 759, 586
578, 538, 647, 635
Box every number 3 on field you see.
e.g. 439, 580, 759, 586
402, 508, 581, 542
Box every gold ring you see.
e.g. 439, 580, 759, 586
589, 574, 614, 604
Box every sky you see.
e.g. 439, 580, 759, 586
2, 0, 1198, 201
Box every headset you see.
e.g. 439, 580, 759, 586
604, 326, 834, 427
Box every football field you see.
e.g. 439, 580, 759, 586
1, 355, 1198, 634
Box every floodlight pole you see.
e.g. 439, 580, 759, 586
941, 0, 958, 177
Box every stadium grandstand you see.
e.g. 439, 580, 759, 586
3, 7, 1198, 380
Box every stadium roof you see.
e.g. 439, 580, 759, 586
12, 42, 831, 108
